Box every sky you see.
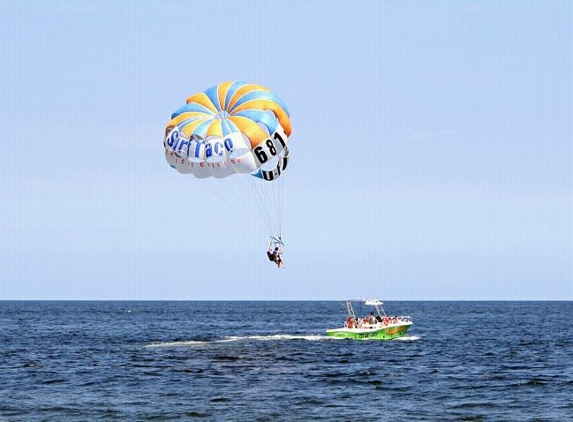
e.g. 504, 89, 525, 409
0, 1, 571, 300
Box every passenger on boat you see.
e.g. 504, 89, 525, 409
368, 312, 377, 324
346, 317, 355, 328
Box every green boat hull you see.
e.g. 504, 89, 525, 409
326, 323, 412, 340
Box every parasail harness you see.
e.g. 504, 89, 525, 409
269, 235, 284, 248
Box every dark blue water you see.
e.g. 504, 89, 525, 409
1, 301, 572, 421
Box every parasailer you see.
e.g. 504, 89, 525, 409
163, 81, 292, 266
267, 246, 285, 268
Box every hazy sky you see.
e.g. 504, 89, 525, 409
1, 1, 571, 300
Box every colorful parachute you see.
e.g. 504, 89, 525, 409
164, 81, 291, 181
163, 81, 292, 245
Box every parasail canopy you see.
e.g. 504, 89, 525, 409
163, 81, 293, 245
164, 81, 291, 182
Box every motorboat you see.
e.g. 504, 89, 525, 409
326, 299, 413, 340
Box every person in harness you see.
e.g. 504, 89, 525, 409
267, 246, 285, 268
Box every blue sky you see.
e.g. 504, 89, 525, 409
1, 1, 571, 300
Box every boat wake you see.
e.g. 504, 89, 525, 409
145, 334, 327, 348
224, 334, 326, 342
393, 335, 421, 341
146, 334, 421, 348
145, 340, 210, 348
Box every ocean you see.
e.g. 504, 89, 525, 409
1, 301, 572, 421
